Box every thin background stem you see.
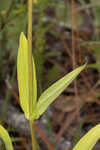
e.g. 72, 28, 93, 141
71, 0, 80, 116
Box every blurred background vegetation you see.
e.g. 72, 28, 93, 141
0, 0, 100, 150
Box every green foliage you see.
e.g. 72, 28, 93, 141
17, 32, 86, 120
88, 63, 100, 70
0, 0, 11, 11
47, 65, 60, 85
0, 125, 14, 150
73, 118, 85, 146
73, 124, 100, 150
2, 1, 100, 150
33, 0, 51, 93
36, 64, 86, 118
17, 33, 37, 120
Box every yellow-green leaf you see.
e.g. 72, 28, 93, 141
73, 124, 100, 150
0, 125, 14, 150
17, 32, 37, 120
36, 64, 86, 119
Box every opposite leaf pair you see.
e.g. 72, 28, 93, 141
17, 32, 86, 120
1, 32, 100, 150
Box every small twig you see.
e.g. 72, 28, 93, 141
5, 78, 19, 104
55, 111, 77, 141
71, 0, 80, 116
35, 122, 54, 150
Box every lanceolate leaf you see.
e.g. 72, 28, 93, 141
36, 64, 86, 119
17, 32, 37, 120
0, 125, 14, 150
73, 124, 100, 150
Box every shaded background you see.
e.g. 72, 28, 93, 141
0, 0, 100, 150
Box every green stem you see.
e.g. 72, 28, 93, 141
29, 120, 37, 150
28, 0, 37, 150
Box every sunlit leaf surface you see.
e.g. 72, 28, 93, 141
36, 64, 86, 118
17, 32, 37, 120
0, 125, 14, 150
73, 124, 100, 150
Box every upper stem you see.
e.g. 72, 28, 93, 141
28, 0, 37, 150
28, 0, 33, 118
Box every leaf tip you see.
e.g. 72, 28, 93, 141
20, 32, 27, 42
